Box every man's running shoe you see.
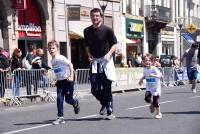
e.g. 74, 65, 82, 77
105, 113, 115, 120
99, 105, 106, 115
52, 117, 65, 125
73, 100, 80, 114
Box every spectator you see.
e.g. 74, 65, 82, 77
0, 47, 10, 97
152, 56, 161, 67
171, 55, 180, 69
127, 52, 133, 67
135, 53, 142, 67
11, 48, 23, 98
31, 48, 51, 94
24, 45, 36, 95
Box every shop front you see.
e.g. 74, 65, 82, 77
17, 0, 46, 57
125, 17, 144, 63
161, 26, 175, 56
0, 0, 9, 49
68, 5, 91, 69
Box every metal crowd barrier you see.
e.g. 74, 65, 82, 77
0, 67, 189, 106
75, 67, 189, 92
0, 69, 57, 105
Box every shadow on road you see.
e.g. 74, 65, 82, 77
163, 111, 200, 115
116, 116, 153, 120
14, 120, 54, 125
13, 117, 104, 126
165, 91, 192, 94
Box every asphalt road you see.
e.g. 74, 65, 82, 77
0, 84, 200, 134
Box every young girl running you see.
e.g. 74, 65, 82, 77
139, 54, 162, 119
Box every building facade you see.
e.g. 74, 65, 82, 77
0, 0, 53, 61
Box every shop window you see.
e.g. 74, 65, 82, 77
60, 42, 67, 57
104, 16, 113, 29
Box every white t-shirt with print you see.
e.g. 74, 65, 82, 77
51, 54, 71, 81
144, 66, 161, 96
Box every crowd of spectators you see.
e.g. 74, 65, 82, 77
0, 45, 51, 99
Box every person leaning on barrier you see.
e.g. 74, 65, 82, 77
152, 56, 161, 67
11, 48, 23, 98
0, 47, 10, 98
181, 42, 199, 93
84, 8, 117, 120
31, 48, 51, 94
24, 45, 36, 96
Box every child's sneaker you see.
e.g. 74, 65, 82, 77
191, 88, 197, 93
149, 104, 155, 113
52, 117, 65, 125
155, 113, 162, 119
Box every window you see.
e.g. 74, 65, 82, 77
126, 0, 131, 14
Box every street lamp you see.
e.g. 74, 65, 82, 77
96, 0, 108, 24
178, 18, 183, 66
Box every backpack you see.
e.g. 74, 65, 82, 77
22, 54, 32, 69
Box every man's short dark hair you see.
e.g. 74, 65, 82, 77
90, 8, 103, 17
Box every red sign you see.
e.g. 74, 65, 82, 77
13, 0, 27, 10
18, 0, 42, 38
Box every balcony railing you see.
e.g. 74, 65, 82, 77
144, 5, 171, 23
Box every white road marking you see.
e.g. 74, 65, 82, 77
78, 114, 98, 119
126, 100, 176, 110
2, 124, 52, 134
2, 97, 195, 134
190, 95, 200, 99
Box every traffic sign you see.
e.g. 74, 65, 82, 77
187, 23, 197, 34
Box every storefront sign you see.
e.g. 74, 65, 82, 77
68, 6, 80, 21
13, 0, 27, 10
18, 0, 43, 39
126, 18, 143, 39
18, 23, 42, 38
80, 6, 90, 19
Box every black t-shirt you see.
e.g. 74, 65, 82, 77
84, 25, 117, 58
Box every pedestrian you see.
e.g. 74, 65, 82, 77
22, 45, 36, 95
0, 47, 10, 97
11, 48, 23, 98
152, 56, 161, 67
84, 8, 117, 120
181, 43, 199, 93
47, 40, 80, 125
139, 54, 162, 119
135, 53, 142, 67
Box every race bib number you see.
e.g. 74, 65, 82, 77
54, 67, 62, 73
146, 77, 157, 92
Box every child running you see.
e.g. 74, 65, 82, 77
139, 54, 162, 119
48, 40, 80, 125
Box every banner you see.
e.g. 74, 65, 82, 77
13, 0, 27, 10
182, 32, 195, 44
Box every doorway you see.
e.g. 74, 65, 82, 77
18, 39, 42, 58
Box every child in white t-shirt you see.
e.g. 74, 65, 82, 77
139, 54, 162, 119
48, 40, 80, 125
